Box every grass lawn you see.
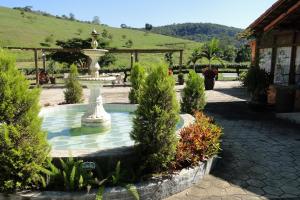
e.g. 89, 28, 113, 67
0, 6, 200, 68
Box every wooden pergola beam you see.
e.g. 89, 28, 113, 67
264, 1, 300, 32
5, 47, 183, 54
248, 0, 286, 30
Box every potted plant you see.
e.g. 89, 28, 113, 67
203, 68, 218, 90
242, 66, 270, 109
47, 61, 57, 84
189, 38, 222, 90
178, 72, 184, 85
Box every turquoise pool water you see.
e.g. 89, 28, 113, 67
41, 104, 183, 151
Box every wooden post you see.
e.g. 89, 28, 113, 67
42, 50, 46, 71
34, 49, 39, 86
134, 51, 139, 62
254, 37, 261, 67
289, 31, 297, 85
179, 50, 183, 72
270, 35, 277, 83
130, 53, 134, 68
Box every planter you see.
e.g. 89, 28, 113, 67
49, 77, 56, 84
3, 157, 218, 200
204, 77, 215, 90
275, 85, 296, 113
178, 78, 184, 85
267, 85, 276, 105
178, 74, 184, 85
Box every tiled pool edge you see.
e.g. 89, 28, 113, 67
10, 157, 218, 200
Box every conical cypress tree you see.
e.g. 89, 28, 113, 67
64, 64, 83, 104
128, 63, 146, 104
131, 64, 179, 172
0, 50, 49, 192
181, 70, 206, 114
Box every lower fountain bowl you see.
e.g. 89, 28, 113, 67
81, 113, 111, 129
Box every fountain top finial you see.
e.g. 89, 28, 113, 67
91, 28, 99, 49
91, 28, 99, 36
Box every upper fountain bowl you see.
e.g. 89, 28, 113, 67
82, 49, 108, 58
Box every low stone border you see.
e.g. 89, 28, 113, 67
3, 157, 218, 200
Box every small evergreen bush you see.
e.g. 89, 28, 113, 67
64, 64, 83, 104
181, 70, 206, 114
128, 63, 146, 104
0, 50, 49, 192
174, 111, 222, 169
131, 64, 179, 172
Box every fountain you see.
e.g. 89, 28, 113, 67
78, 29, 116, 129
39, 30, 190, 157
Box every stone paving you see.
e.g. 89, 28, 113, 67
40, 81, 246, 106
166, 102, 300, 199
39, 81, 300, 200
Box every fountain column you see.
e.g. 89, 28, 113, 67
78, 29, 115, 129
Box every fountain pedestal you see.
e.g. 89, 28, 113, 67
79, 79, 113, 128
77, 32, 115, 129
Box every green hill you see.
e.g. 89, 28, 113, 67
150, 23, 243, 46
0, 6, 201, 67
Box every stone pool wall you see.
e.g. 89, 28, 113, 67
5, 157, 217, 200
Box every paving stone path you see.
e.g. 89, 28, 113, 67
40, 81, 247, 106
166, 102, 300, 200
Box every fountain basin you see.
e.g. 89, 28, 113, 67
40, 104, 194, 158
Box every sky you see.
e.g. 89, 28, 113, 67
0, 0, 278, 29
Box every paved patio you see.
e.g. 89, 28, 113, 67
166, 101, 300, 200
39, 81, 300, 199
40, 81, 246, 106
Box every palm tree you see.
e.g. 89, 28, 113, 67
187, 48, 202, 71
188, 38, 222, 71
201, 38, 222, 69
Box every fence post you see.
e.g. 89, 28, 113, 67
236, 67, 240, 78
134, 51, 139, 62
34, 49, 39, 87
130, 53, 134, 69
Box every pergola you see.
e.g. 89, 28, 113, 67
5, 47, 184, 86
247, 0, 300, 110
248, 0, 300, 85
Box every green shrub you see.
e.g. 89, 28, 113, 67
128, 63, 146, 104
40, 158, 98, 191
96, 161, 139, 200
241, 66, 270, 101
174, 112, 222, 169
181, 70, 206, 114
131, 64, 179, 172
0, 50, 49, 192
64, 64, 83, 104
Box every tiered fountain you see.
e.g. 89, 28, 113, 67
40, 30, 188, 157
78, 29, 116, 129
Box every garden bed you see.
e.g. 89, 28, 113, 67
3, 157, 218, 200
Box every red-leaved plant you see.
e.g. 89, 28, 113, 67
174, 111, 222, 169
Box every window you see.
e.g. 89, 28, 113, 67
274, 47, 292, 86
259, 48, 272, 73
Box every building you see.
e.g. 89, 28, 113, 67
248, 0, 300, 111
